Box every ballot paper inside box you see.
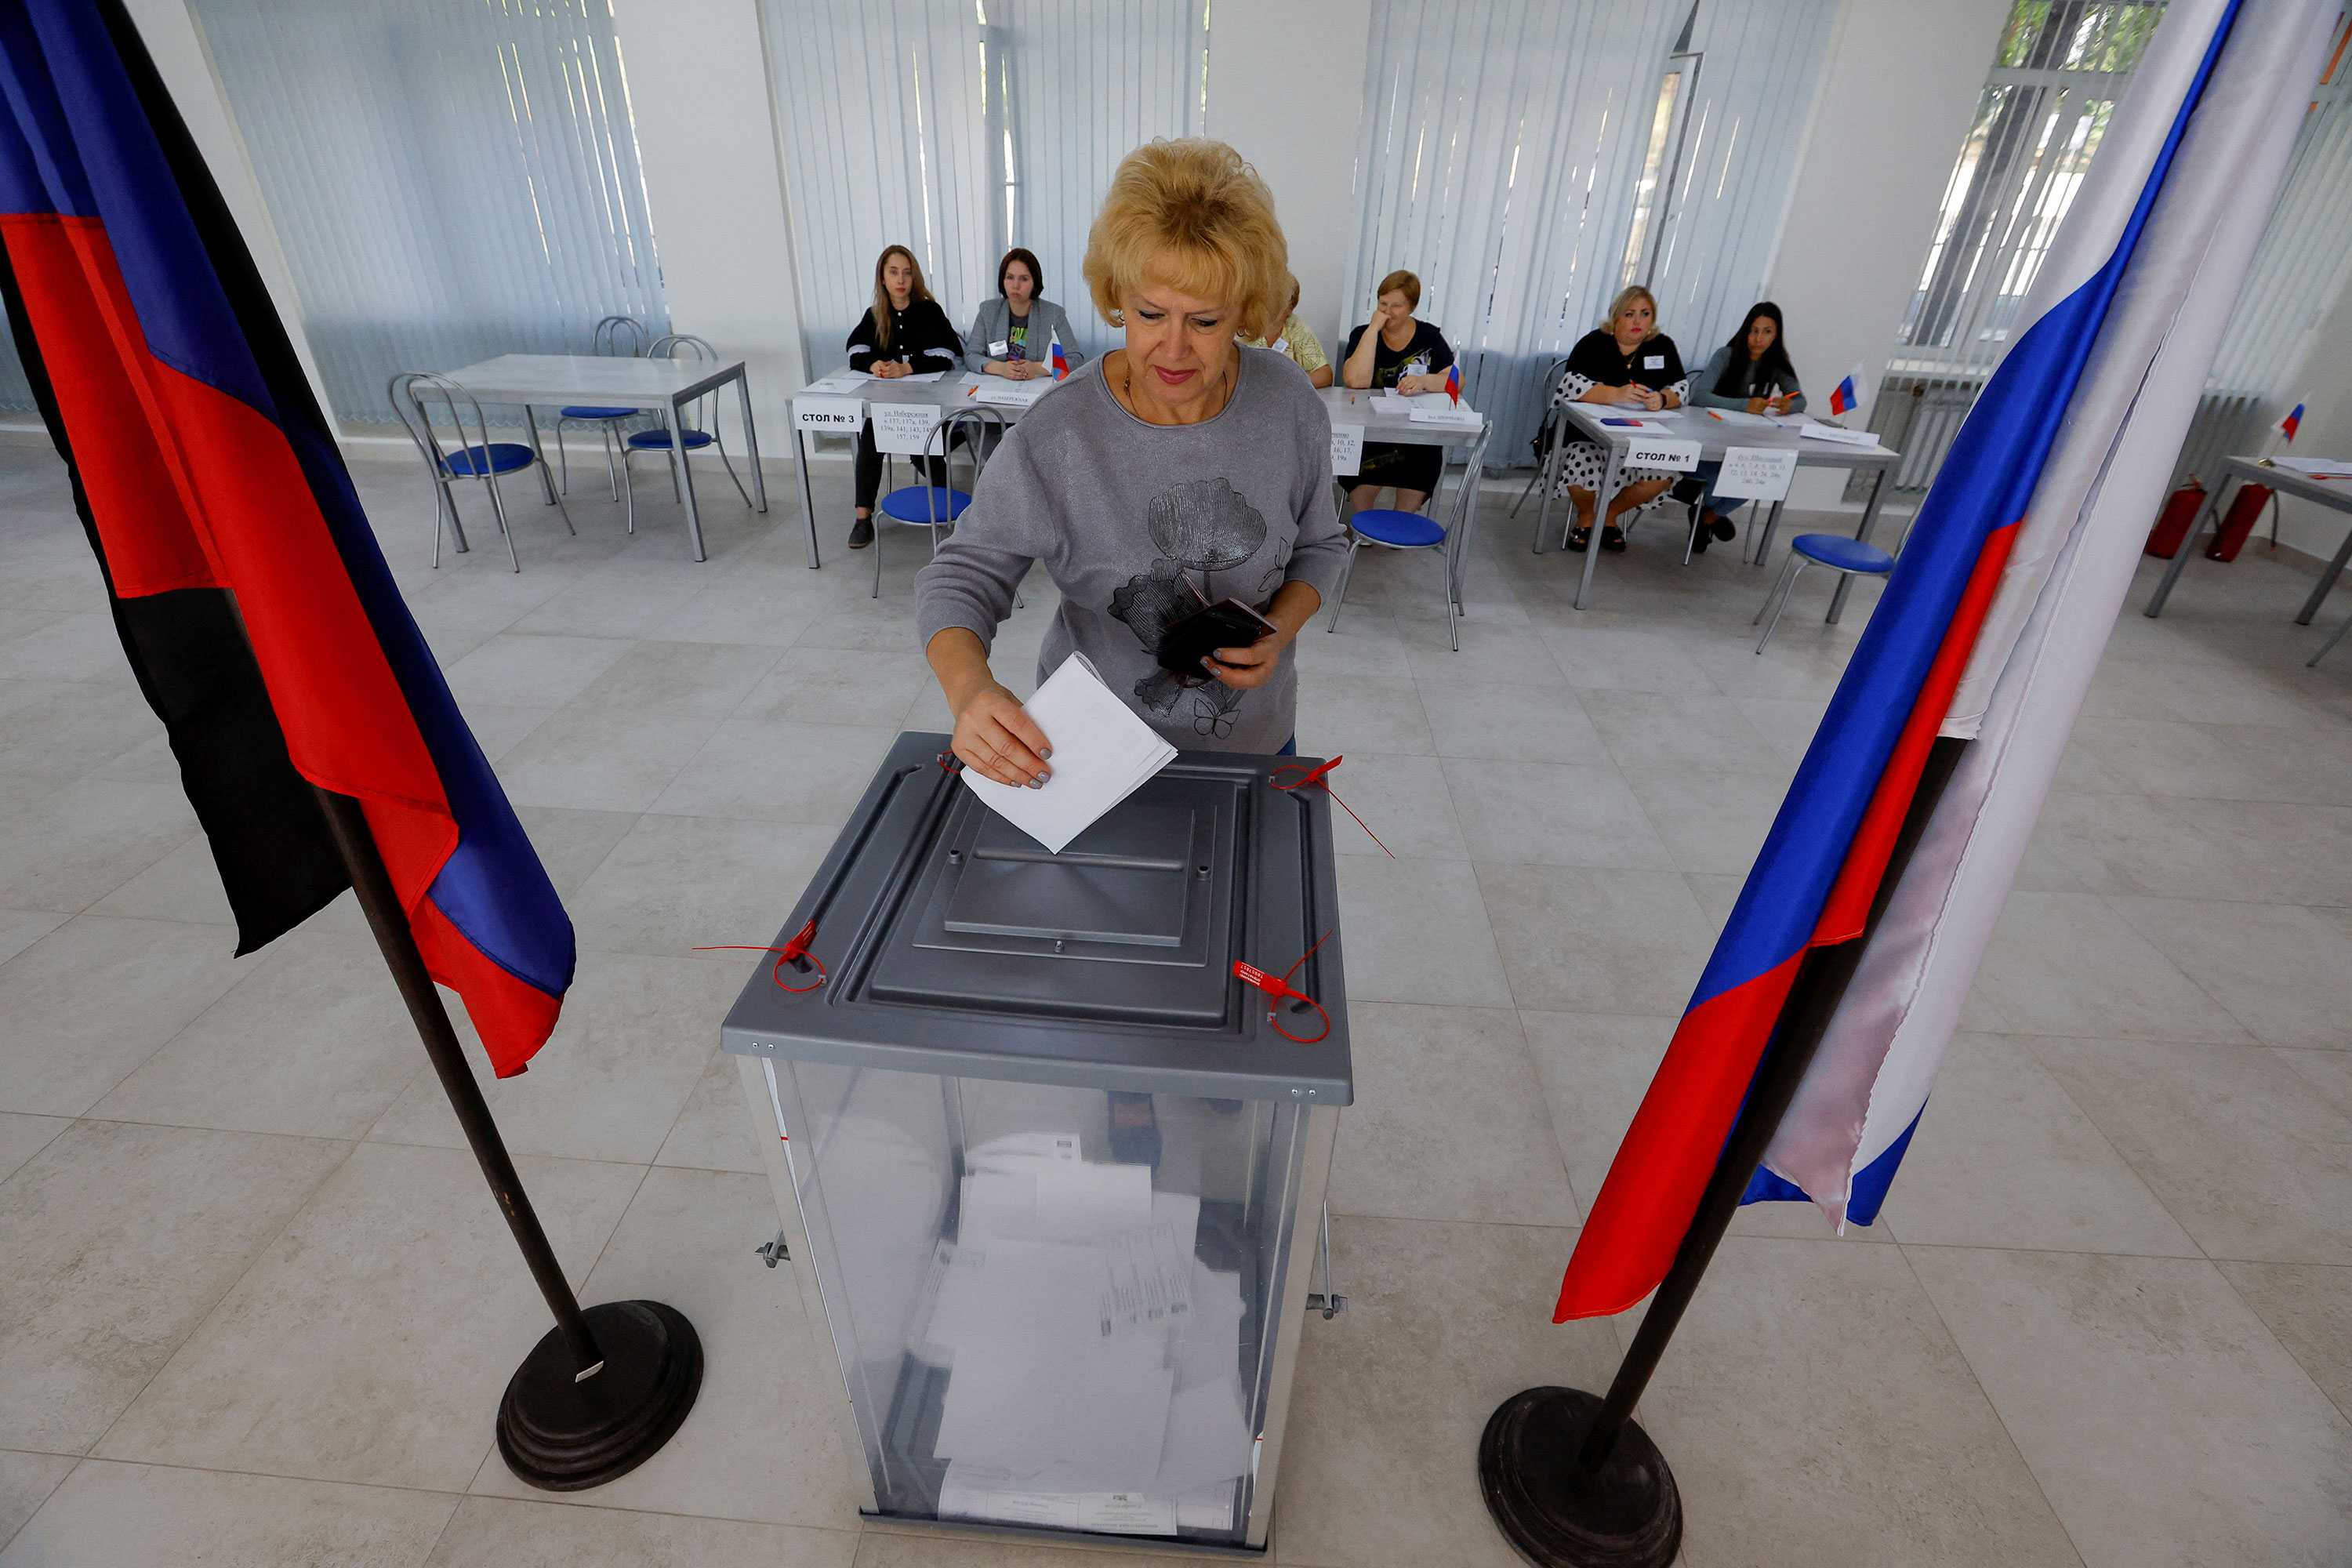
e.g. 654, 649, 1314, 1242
723, 731, 1349, 1555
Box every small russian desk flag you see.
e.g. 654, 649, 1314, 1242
1050, 328, 1069, 381
2276, 399, 2305, 441
1446, 362, 1461, 405
1828, 363, 1867, 418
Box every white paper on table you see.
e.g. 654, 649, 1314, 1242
800, 371, 870, 393
1702, 407, 1773, 426
1406, 402, 1481, 426
870, 400, 944, 456
1715, 445, 1799, 502
960, 653, 1176, 855
1765, 412, 1814, 428
1330, 424, 1364, 476
2272, 456, 2352, 477
1798, 421, 1878, 446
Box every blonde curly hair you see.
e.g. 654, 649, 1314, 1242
1083, 140, 1290, 343
1602, 285, 1659, 338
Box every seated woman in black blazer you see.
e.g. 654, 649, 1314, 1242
846, 244, 964, 549
1549, 285, 1690, 553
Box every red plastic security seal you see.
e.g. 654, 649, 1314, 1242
695, 916, 827, 993
1272, 755, 1393, 858
1234, 929, 1334, 1044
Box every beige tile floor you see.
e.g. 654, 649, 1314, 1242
2, 440, 2350, 1566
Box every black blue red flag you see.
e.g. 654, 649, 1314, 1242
0, 0, 572, 1075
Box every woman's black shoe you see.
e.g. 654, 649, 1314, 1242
1601, 524, 1628, 554
1690, 522, 1711, 554
1567, 526, 1592, 553
1708, 512, 1737, 542
848, 516, 875, 549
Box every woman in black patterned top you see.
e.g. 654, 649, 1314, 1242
1548, 285, 1690, 554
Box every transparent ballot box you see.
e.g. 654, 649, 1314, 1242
724, 733, 1349, 1554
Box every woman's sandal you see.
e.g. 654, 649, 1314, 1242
1601, 524, 1628, 553
1567, 525, 1593, 553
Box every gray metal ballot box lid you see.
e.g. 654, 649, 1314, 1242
722, 731, 1352, 1105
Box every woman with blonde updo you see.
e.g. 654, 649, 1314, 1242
916, 139, 1347, 773
1549, 285, 1691, 554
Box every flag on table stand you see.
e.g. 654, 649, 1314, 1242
1826, 363, 1867, 419
1050, 328, 1069, 381
2274, 398, 2306, 441
0, 0, 574, 1076
1446, 362, 1461, 405
1553, 0, 2333, 1321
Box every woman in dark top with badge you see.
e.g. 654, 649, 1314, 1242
846, 244, 964, 549
1340, 270, 1455, 514
1549, 285, 1690, 554
964, 247, 1086, 381
1686, 302, 1806, 550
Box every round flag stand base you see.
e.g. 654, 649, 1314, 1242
1479, 1387, 1682, 1568
498, 1300, 703, 1492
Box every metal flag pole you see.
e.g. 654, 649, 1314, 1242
1479, 738, 1968, 1568
310, 786, 702, 1490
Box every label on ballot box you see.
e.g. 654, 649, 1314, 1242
872, 401, 942, 456
1330, 425, 1364, 477
794, 394, 863, 434
1715, 445, 1799, 501
1622, 435, 1700, 471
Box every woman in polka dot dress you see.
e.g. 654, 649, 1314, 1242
1549, 285, 1691, 554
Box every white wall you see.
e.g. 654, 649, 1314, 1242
1204, 1, 1374, 361
610, 0, 808, 453
1762, 0, 2013, 509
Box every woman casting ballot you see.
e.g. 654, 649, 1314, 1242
845, 244, 963, 549
916, 139, 1348, 780
964, 247, 1087, 380
1549, 285, 1690, 554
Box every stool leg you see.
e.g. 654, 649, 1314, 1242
2309, 611, 2352, 668
1754, 557, 1803, 653
485, 477, 521, 572
1326, 539, 1363, 633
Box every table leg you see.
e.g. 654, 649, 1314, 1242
1534, 408, 1562, 554
2144, 479, 2230, 617
735, 369, 771, 515
791, 425, 822, 571
2292, 521, 2352, 625
524, 406, 557, 505
1572, 445, 1621, 611
1753, 499, 1784, 567
1827, 467, 1889, 624
670, 395, 706, 563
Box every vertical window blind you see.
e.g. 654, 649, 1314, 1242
191, 0, 669, 426
1870, 0, 2165, 491
1345, 0, 1686, 465
763, 0, 1209, 376
2176, 13, 2352, 483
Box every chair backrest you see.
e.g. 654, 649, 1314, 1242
649, 334, 721, 432
390, 372, 495, 482
1533, 353, 1574, 456
900, 405, 1004, 524
593, 314, 650, 357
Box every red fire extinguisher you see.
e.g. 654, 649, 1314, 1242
2144, 479, 2205, 557
2206, 483, 2276, 562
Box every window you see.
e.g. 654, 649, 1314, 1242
1874, 0, 2164, 488
192, 0, 669, 427
762, 0, 1210, 375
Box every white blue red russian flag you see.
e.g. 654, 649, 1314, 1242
2276, 399, 2305, 441
1445, 362, 1461, 405
1825, 363, 1866, 418
1555, 0, 2332, 1319
1050, 328, 1068, 381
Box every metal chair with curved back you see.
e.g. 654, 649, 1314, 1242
1512, 354, 1574, 517
873, 405, 1004, 598
1327, 420, 1494, 651
1751, 523, 1914, 653
555, 314, 648, 499
620, 334, 755, 535
391, 372, 573, 572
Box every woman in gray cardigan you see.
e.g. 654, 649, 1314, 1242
964, 248, 1087, 379
1686, 301, 1806, 550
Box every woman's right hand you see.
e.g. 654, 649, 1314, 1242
1746, 394, 1771, 415
952, 681, 1054, 788
873, 361, 909, 379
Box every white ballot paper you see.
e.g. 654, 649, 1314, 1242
960, 653, 1176, 855
2272, 456, 2352, 478
800, 370, 870, 394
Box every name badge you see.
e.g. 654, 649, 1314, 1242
1270, 338, 1289, 354
989, 339, 1009, 357
1643, 354, 1664, 369
793, 394, 864, 433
